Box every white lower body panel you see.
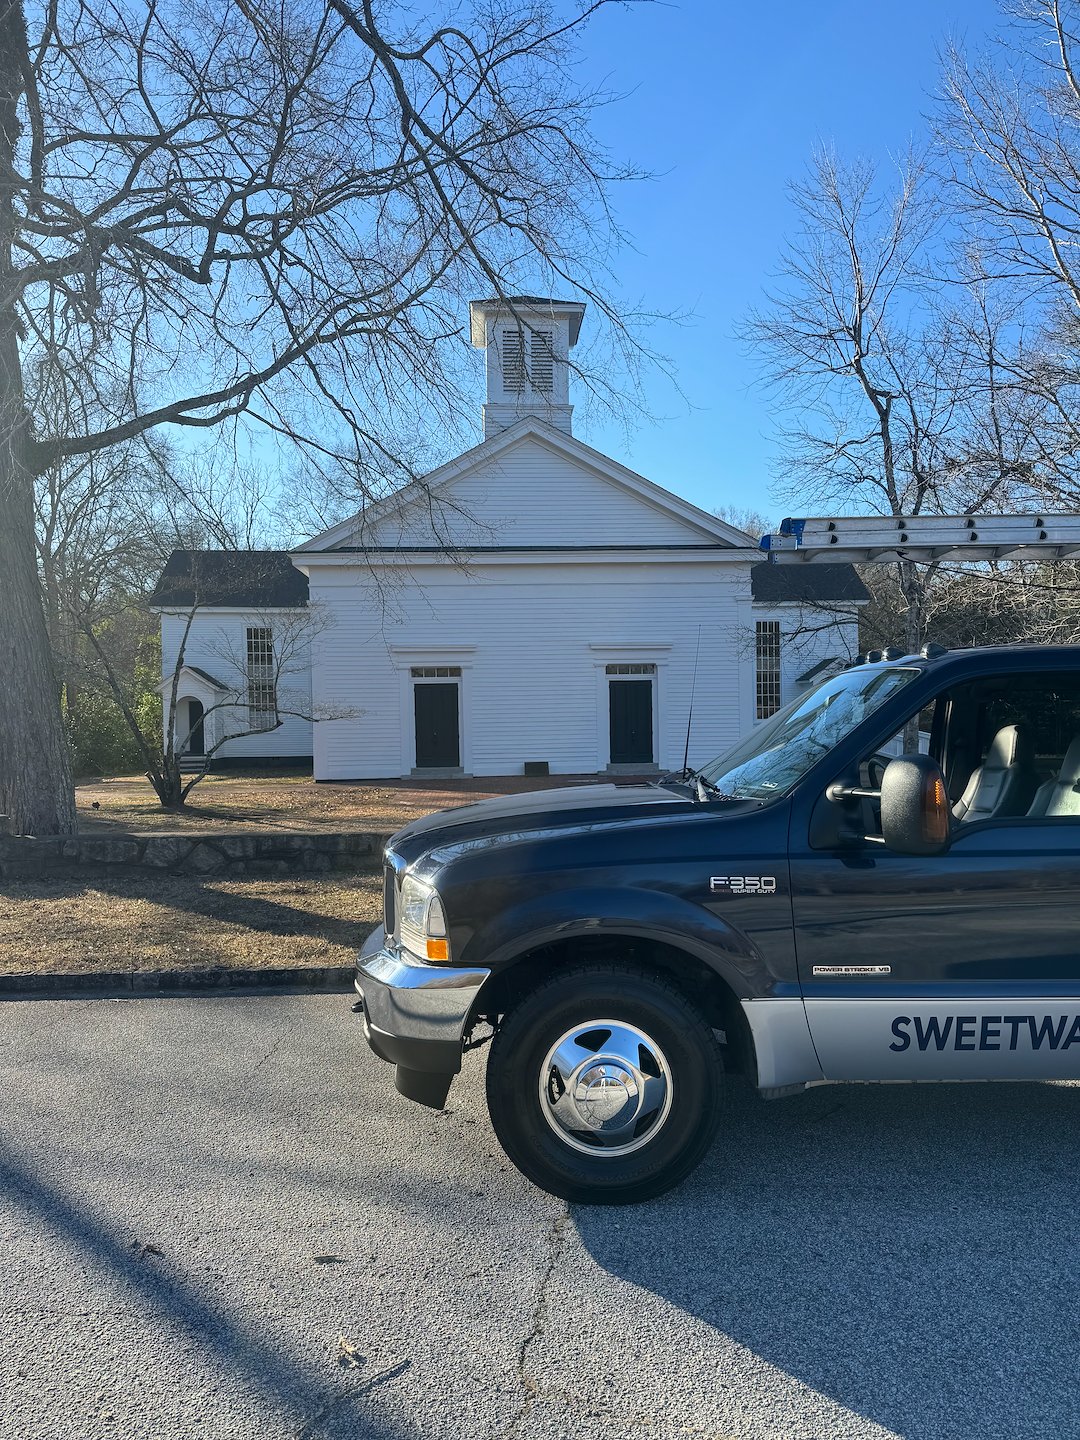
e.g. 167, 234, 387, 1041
806, 999, 1080, 1082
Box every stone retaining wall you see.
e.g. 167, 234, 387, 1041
0, 830, 390, 878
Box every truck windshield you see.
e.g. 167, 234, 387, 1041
698, 665, 920, 800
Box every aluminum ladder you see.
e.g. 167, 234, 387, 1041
759, 514, 1080, 564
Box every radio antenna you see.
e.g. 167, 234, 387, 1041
682, 624, 702, 777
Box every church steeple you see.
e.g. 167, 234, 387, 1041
469, 297, 585, 439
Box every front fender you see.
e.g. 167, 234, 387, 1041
459, 885, 773, 999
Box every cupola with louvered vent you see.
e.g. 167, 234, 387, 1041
469, 297, 585, 438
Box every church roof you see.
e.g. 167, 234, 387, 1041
150, 550, 309, 609
150, 546, 867, 611
751, 562, 869, 605
471, 295, 574, 307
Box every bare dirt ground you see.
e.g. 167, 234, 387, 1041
75, 770, 611, 835
0, 870, 381, 975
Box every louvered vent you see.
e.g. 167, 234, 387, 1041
530, 329, 554, 393
500, 327, 526, 392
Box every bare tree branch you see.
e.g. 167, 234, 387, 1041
1, 0, 654, 831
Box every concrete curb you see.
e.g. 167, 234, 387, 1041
0, 966, 355, 1001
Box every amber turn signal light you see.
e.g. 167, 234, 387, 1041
425, 938, 450, 962
922, 774, 950, 844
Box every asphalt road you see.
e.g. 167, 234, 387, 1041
1, 994, 1078, 1440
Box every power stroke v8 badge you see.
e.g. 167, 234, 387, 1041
813, 965, 892, 977
710, 876, 778, 895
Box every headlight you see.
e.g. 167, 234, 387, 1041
399, 874, 452, 964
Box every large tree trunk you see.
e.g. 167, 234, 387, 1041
0, 1, 77, 835
0, 345, 77, 835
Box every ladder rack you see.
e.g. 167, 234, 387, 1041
759, 514, 1080, 564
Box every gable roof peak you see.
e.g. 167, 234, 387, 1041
297, 416, 756, 552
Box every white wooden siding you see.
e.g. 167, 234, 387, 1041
159, 610, 313, 758
307, 558, 758, 779
156, 585, 857, 776
349, 435, 719, 550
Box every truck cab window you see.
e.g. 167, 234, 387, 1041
860, 673, 1080, 827
941, 673, 1080, 823
848, 674, 1080, 833
834, 698, 943, 844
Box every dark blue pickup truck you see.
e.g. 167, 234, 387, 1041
355, 644, 1080, 1203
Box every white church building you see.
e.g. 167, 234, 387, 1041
151, 298, 866, 779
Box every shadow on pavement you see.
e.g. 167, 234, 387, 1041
575, 1078, 1080, 1440
0, 1138, 412, 1439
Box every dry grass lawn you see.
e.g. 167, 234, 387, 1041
0, 870, 381, 975
75, 770, 602, 834
14, 771, 625, 978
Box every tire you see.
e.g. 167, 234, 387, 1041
485, 963, 725, 1205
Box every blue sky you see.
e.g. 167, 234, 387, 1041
562, 0, 999, 520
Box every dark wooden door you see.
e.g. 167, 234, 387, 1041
414, 683, 460, 768
187, 699, 205, 755
609, 680, 653, 764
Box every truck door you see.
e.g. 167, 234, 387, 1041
790, 668, 1080, 1080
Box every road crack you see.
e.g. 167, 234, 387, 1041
252, 1036, 285, 1073
498, 1206, 570, 1440
293, 1357, 411, 1438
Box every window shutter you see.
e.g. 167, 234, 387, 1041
499, 325, 554, 394
530, 329, 554, 393
500, 328, 526, 392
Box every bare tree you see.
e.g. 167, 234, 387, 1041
712, 504, 771, 540
744, 151, 939, 649
939, 0, 1080, 508
28, 369, 170, 719
138, 449, 280, 557
743, 149, 1044, 652
1, 0, 646, 833
28, 356, 291, 776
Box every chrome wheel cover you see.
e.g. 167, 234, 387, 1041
538, 1019, 674, 1157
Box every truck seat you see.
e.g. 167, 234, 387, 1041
1027, 737, 1080, 818
952, 724, 1039, 822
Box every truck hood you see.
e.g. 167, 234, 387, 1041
390, 781, 695, 854
387, 781, 762, 861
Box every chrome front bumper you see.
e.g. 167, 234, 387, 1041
354, 925, 491, 1106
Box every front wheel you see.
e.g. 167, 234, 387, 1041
485, 964, 724, 1204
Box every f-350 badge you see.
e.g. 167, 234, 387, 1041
710, 876, 777, 895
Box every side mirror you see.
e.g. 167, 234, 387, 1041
880, 755, 951, 856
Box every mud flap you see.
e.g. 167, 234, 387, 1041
395, 1064, 453, 1110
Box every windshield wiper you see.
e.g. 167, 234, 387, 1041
652, 765, 695, 787
692, 771, 736, 803
652, 767, 736, 802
